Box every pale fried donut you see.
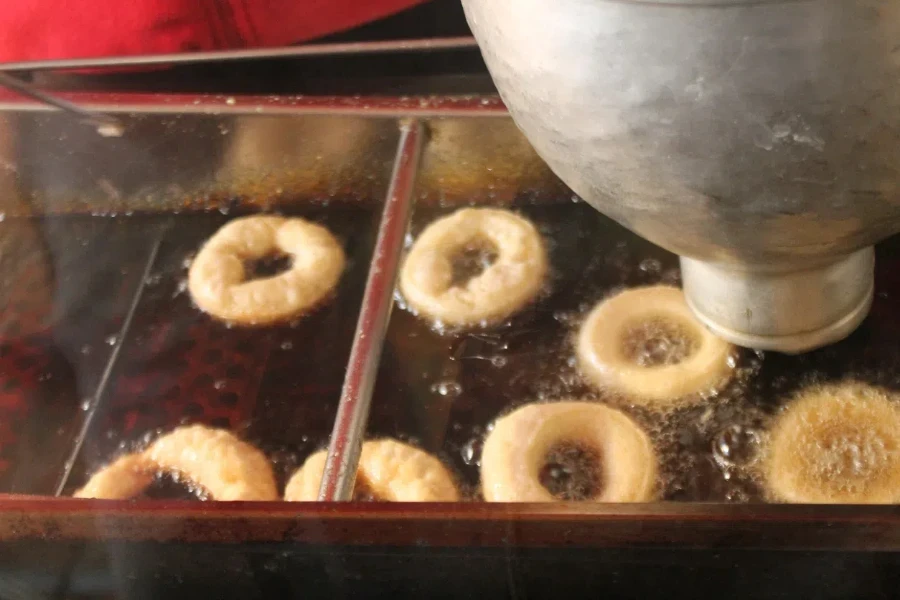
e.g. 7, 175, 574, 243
74, 425, 279, 501
145, 425, 278, 500
188, 215, 345, 325
577, 285, 734, 407
73, 454, 155, 500
284, 439, 459, 501
481, 401, 657, 502
399, 208, 547, 327
763, 382, 900, 504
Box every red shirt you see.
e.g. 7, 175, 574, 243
0, 0, 426, 63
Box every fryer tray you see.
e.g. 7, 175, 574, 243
0, 89, 899, 558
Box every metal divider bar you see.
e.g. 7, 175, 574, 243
319, 119, 424, 501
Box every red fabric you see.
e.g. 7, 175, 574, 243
0, 0, 427, 63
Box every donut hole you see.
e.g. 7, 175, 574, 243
449, 241, 499, 287
538, 441, 603, 501
139, 470, 211, 501
243, 253, 293, 280
351, 474, 382, 501
620, 316, 700, 367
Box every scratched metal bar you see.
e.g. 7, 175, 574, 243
318, 119, 424, 501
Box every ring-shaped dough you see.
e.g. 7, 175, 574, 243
284, 439, 459, 501
481, 401, 657, 502
73, 454, 156, 500
74, 425, 279, 501
399, 208, 548, 327
763, 381, 900, 504
577, 285, 734, 407
188, 215, 345, 325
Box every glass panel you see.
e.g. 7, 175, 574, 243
0, 110, 397, 498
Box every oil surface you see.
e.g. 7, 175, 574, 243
369, 198, 900, 502
4, 197, 900, 503
539, 442, 603, 501
0, 203, 379, 497
0, 216, 165, 494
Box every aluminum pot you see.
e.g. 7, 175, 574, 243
461, 0, 900, 352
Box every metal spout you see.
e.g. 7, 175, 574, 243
680, 248, 874, 353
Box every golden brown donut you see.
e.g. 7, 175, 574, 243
75, 425, 278, 501
577, 285, 734, 407
188, 215, 345, 325
763, 381, 900, 504
481, 401, 658, 502
284, 439, 459, 502
399, 208, 547, 327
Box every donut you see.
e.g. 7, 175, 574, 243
188, 215, 345, 325
284, 439, 459, 501
73, 454, 156, 500
763, 381, 900, 504
74, 425, 279, 501
577, 285, 734, 407
481, 401, 657, 502
399, 208, 548, 327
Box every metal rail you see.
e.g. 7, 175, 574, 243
0, 36, 480, 131
318, 119, 424, 501
0, 37, 479, 73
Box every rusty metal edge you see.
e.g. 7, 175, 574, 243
318, 119, 425, 501
0, 496, 900, 549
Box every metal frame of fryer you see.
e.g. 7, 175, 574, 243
0, 41, 899, 555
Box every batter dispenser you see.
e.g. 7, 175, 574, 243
461, 0, 900, 352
